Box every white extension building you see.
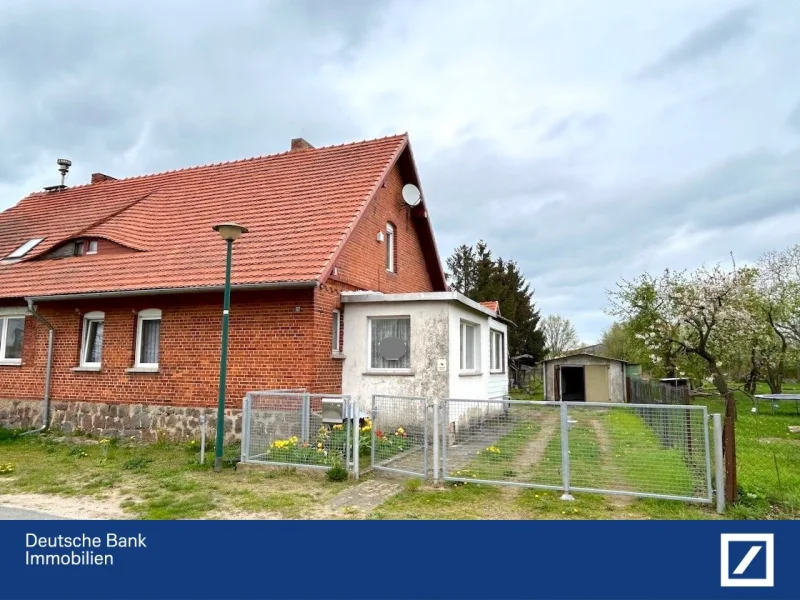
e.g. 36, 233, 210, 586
339, 291, 510, 412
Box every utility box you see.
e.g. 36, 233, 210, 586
321, 397, 345, 424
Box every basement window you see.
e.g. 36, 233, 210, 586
5, 238, 43, 260
80, 311, 105, 368
0, 315, 25, 364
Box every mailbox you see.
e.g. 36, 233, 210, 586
321, 397, 345, 424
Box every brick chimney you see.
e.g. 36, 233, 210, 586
91, 173, 117, 184
290, 138, 314, 151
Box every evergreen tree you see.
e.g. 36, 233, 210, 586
445, 241, 545, 359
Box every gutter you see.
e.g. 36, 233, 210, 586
25, 280, 319, 302
20, 299, 54, 435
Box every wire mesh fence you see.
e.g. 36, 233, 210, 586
371, 395, 429, 477
733, 397, 800, 511
241, 391, 355, 472
565, 403, 711, 502
441, 398, 563, 489
440, 398, 713, 503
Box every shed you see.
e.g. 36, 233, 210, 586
542, 353, 628, 403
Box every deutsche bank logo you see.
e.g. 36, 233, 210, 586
720, 533, 774, 587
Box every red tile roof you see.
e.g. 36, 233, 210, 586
480, 301, 500, 314
0, 134, 445, 299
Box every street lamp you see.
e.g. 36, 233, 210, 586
211, 222, 249, 472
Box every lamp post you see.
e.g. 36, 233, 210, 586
212, 222, 249, 472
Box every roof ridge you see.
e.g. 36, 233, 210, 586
29, 133, 409, 194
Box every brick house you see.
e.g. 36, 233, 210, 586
0, 134, 449, 439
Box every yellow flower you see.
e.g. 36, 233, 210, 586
396, 427, 405, 435
333, 424, 343, 430
317, 442, 323, 449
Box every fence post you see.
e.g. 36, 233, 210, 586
240, 396, 250, 463
301, 392, 310, 443
200, 413, 207, 465
352, 402, 359, 480
370, 396, 378, 470
345, 399, 352, 474
713, 413, 725, 513
560, 402, 574, 501
432, 399, 440, 484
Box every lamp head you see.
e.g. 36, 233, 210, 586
212, 222, 249, 242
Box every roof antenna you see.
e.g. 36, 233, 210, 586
57, 158, 72, 186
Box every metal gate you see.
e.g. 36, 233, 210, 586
440, 398, 715, 504
371, 395, 430, 478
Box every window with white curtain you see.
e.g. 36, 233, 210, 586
490, 329, 505, 373
369, 316, 410, 370
460, 321, 480, 372
80, 311, 105, 367
0, 315, 25, 363
385, 223, 395, 273
135, 309, 161, 368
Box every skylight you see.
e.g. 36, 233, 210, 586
6, 238, 44, 259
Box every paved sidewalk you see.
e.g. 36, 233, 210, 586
0, 505, 69, 520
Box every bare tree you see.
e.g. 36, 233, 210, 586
541, 314, 580, 358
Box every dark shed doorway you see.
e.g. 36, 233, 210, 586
561, 366, 585, 402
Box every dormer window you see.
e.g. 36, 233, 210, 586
87, 240, 98, 255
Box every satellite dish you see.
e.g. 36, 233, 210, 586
402, 183, 422, 207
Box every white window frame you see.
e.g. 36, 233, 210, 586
459, 320, 480, 373
135, 309, 162, 369
367, 315, 411, 372
332, 309, 341, 352
385, 223, 395, 273
490, 329, 505, 374
80, 311, 105, 368
0, 314, 26, 365
87, 240, 98, 255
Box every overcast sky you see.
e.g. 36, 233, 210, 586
1, 0, 798, 342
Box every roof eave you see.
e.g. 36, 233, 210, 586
24, 280, 319, 302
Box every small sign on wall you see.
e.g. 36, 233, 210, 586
437, 359, 447, 372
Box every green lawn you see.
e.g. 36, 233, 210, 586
691, 382, 800, 517
0, 430, 354, 519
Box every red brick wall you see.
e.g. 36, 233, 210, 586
0, 289, 316, 409
308, 163, 439, 395
329, 164, 436, 294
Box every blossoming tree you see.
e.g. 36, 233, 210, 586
608, 262, 759, 498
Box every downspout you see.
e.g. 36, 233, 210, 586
20, 299, 54, 435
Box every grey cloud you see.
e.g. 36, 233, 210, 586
637, 5, 756, 80
539, 113, 608, 143
789, 102, 800, 133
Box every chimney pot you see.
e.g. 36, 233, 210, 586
91, 173, 116, 184
290, 138, 315, 151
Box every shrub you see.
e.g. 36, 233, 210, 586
326, 463, 348, 482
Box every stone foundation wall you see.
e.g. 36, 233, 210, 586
0, 398, 241, 442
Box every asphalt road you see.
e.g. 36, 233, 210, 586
0, 505, 68, 520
